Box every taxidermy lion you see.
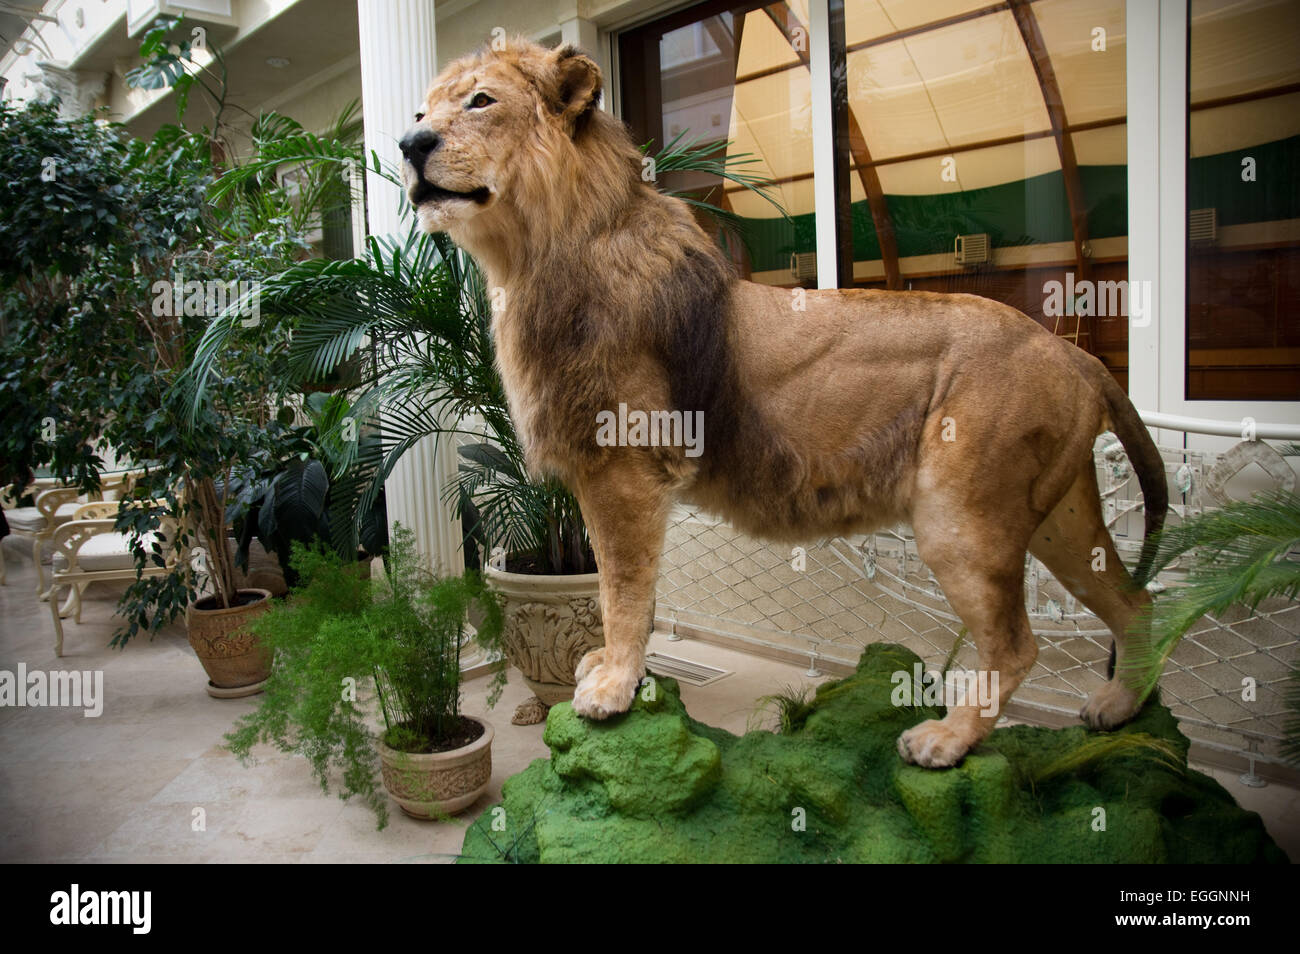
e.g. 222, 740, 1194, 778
399, 39, 1168, 767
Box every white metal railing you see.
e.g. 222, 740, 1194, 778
1139, 409, 1300, 441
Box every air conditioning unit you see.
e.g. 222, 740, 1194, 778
790, 252, 817, 282
954, 233, 991, 265
1189, 207, 1217, 246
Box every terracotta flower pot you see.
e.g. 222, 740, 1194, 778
379, 716, 494, 818
485, 566, 603, 706
187, 588, 273, 695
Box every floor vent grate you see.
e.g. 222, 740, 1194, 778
645, 652, 732, 687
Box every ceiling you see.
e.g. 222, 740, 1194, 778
120, 0, 361, 141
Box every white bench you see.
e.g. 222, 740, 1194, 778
1, 472, 141, 599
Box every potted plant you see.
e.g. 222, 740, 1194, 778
226, 526, 506, 828
193, 229, 600, 720
0, 79, 286, 693
3, 21, 382, 695
96, 20, 371, 695
108, 158, 298, 694
457, 446, 602, 712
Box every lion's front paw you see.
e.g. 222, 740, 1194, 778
1080, 679, 1140, 731
571, 663, 640, 720
897, 719, 973, 768
574, 647, 605, 684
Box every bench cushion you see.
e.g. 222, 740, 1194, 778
53, 532, 167, 573
5, 503, 80, 533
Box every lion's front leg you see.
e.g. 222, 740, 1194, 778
570, 456, 671, 720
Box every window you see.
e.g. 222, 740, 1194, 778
277, 163, 357, 261
840, 0, 1129, 384
620, 0, 1134, 385
1186, 0, 1300, 401
620, 1, 817, 287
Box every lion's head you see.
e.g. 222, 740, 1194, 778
400, 39, 620, 243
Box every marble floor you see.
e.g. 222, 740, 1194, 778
1, 547, 1297, 863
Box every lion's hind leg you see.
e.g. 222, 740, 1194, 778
1029, 467, 1149, 731
899, 512, 1040, 768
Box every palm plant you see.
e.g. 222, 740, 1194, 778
1126, 444, 1300, 762
649, 130, 789, 229
208, 105, 364, 250
185, 132, 783, 576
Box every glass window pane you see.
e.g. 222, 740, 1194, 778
621, 2, 816, 287
843, 0, 1129, 384
847, 0, 1001, 43
1186, 0, 1300, 400
1033, 0, 1127, 125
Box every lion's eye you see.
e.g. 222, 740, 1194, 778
468, 92, 495, 110
414, 111, 425, 122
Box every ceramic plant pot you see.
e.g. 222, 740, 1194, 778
485, 566, 603, 706
378, 716, 494, 818
186, 588, 273, 696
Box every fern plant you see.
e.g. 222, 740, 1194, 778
225, 525, 505, 829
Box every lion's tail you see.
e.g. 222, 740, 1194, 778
1099, 372, 1168, 585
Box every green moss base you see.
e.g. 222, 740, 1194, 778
459, 644, 1285, 864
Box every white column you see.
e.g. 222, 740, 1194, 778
1125, 0, 1163, 434
808, 0, 838, 289
559, 16, 600, 55
357, 0, 465, 577
1154, 0, 1188, 449
358, 0, 437, 238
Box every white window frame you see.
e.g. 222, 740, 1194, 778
809, 0, 838, 288
1128, 0, 1299, 453
603, 0, 839, 282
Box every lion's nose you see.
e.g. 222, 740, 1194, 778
399, 128, 440, 164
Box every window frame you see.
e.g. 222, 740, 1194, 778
1128, 0, 1297, 454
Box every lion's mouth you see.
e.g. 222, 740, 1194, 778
409, 179, 491, 206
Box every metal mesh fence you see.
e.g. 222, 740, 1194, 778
655, 436, 1300, 766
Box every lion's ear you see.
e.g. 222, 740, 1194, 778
550, 44, 602, 132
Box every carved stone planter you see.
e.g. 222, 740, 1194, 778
485, 566, 603, 707
379, 717, 494, 818
186, 588, 273, 697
